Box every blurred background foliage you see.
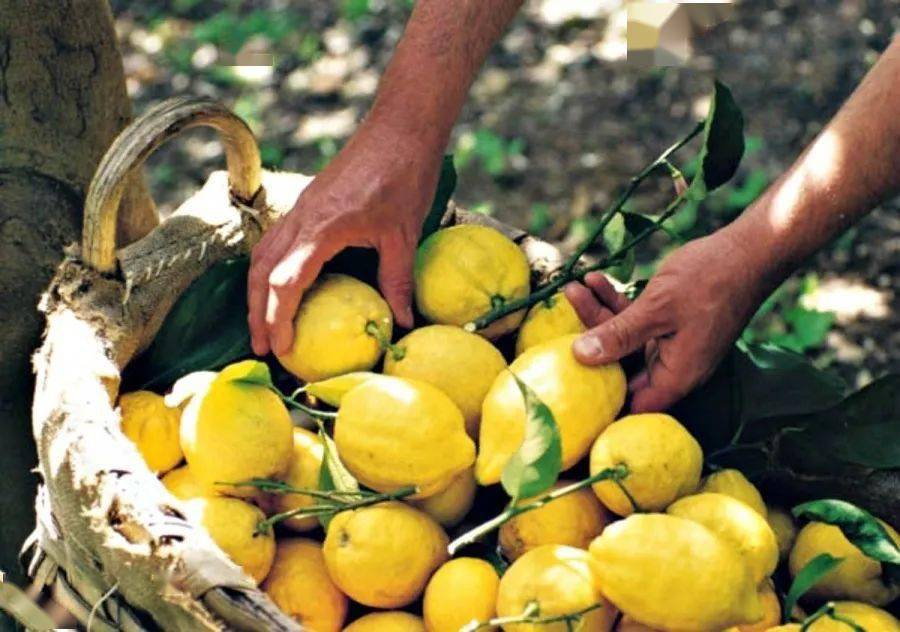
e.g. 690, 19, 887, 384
111, 0, 899, 388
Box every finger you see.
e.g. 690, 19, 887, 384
376, 231, 416, 329
249, 236, 293, 356
583, 271, 631, 314
572, 295, 671, 365
630, 338, 697, 412
563, 282, 614, 329
266, 237, 340, 356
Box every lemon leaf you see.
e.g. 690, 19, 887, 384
317, 427, 359, 529
501, 373, 562, 502
306, 372, 382, 407
218, 359, 274, 389
687, 80, 745, 199
782, 553, 843, 623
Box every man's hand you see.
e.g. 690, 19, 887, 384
248, 126, 441, 356
564, 230, 768, 412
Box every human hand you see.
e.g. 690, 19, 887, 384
564, 229, 771, 412
248, 124, 444, 356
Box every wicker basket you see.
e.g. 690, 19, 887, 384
24, 97, 562, 631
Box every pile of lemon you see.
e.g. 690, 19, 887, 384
118, 225, 899, 631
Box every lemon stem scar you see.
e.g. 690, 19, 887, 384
365, 320, 405, 361
448, 464, 629, 556
253, 484, 417, 534
461, 601, 604, 632
799, 603, 864, 632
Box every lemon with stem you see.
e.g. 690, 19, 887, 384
515, 292, 585, 356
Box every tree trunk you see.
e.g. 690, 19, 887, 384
0, 0, 155, 587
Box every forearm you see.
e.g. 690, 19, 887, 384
724, 36, 900, 291
364, 0, 523, 150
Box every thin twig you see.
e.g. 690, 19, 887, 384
462, 601, 604, 632
800, 603, 864, 632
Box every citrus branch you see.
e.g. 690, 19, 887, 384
280, 391, 338, 420
448, 465, 628, 555
365, 321, 405, 361
466, 122, 704, 333
461, 601, 604, 632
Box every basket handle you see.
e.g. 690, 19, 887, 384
82, 97, 262, 273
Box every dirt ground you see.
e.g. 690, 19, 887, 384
111, 0, 899, 387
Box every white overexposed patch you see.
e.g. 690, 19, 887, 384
801, 277, 891, 324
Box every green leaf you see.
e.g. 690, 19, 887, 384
622, 211, 682, 242
218, 359, 274, 389
792, 499, 900, 567
122, 257, 252, 391
501, 373, 563, 502
602, 213, 635, 282
419, 155, 458, 242
692, 80, 745, 195
782, 553, 844, 622
317, 427, 359, 529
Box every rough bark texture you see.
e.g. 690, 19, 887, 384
0, 0, 156, 589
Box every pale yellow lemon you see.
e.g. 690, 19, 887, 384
477, 335, 626, 485
119, 390, 183, 474
700, 469, 767, 518
498, 481, 611, 561
261, 538, 347, 631
277, 273, 392, 382
414, 224, 530, 339
384, 325, 506, 438
667, 493, 779, 584
335, 376, 475, 499
266, 427, 324, 532
789, 521, 900, 606
590, 413, 702, 516
161, 465, 206, 500
768, 505, 798, 560
589, 513, 761, 630
423, 558, 499, 632
515, 292, 585, 356
410, 467, 477, 529
343, 612, 426, 632
184, 496, 275, 584
323, 502, 448, 608
725, 581, 782, 632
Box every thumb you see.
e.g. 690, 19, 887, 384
377, 232, 416, 329
572, 297, 669, 365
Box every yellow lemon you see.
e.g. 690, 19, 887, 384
768, 505, 797, 559
410, 467, 476, 528
700, 469, 767, 518
265, 428, 324, 532
335, 376, 475, 499
261, 538, 347, 631
180, 361, 293, 498
477, 335, 626, 485
184, 496, 275, 584
799, 601, 900, 631
414, 225, 530, 339
276, 273, 392, 382
498, 481, 612, 561
515, 292, 585, 356
667, 493, 779, 584
119, 390, 183, 474
305, 372, 383, 407
344, 612, 426, 632
496, 544, 617, 632
423, 558, 499, 632
323, 502, 448, 608
589, 413, 701, 516
725, 581, 781, 632
384, 325, 507, 438
161, 465, 206, 500
589, 514, 761, 630
789, 521, 900, 606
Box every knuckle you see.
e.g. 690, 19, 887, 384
604, 317, 633, 353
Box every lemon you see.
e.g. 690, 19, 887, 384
410, 467, 476, 528
323, 501, 448, 608
180, 362, 293, 498
515, 292, 585, 356
335, 376, 475, 499
119, 390, 183, 474
589, 513, 761, 630
423, 557, 499, 632
261, 538, 347, 631
265, 428, 324, 532
184, 496, 275, 584
161, 465, 206, 500
796, 602, 900, 631
414, 225, 530, 339
700, 469, 767, 518
724, 581, 781, 632
589, 413, 701, 516
499, 481, 611, 561
667, 493, 779, 584
767, 505, 797, 559
276, 273, 392, 382
305, 372, 383, 407
477, 335, 626, 485
496, 544, 617, 632
344, 612, 426, 632
789, 521, 900, 606
384, 325, 506, 438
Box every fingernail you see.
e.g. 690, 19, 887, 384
573, 334, 603, 359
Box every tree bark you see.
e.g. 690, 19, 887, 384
0, 0, 155, 587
